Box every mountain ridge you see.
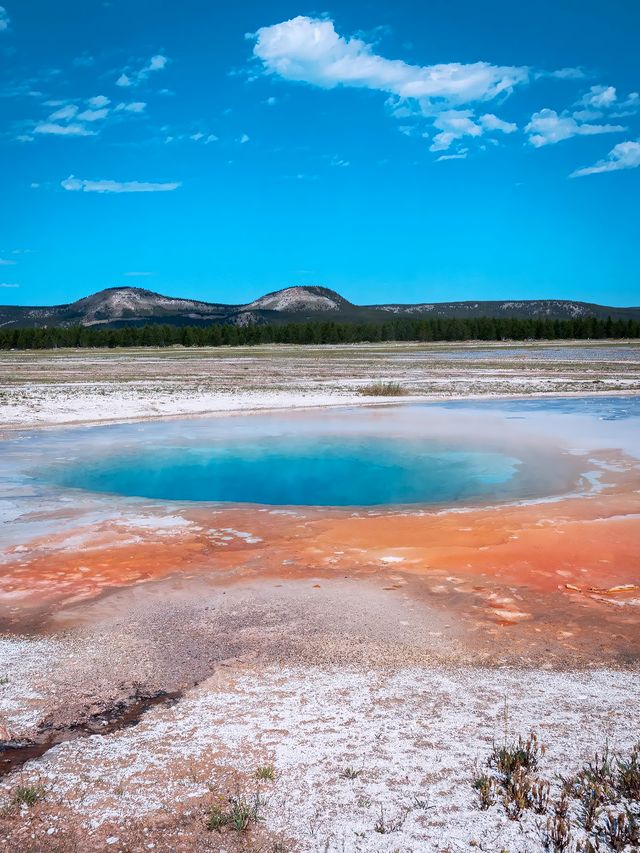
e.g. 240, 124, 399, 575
1, 285, 639, 329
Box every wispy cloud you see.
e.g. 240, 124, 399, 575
570, 140, 640, 178
543, 67, 588, 80
0, 5, 9, 32
0, 283, 20, 288
437, 151, 468, 161
0, 258, 17, 265
164, 130, 218, 144
124, 271, 154, 276
26, 91, 148, 142
35, 122, 96, 137
114, 101, 146, 113
116, 54, 169, 88
48, 104, 79, 121
61, 175, 181, 193
77, 107, 109, 122
525, 109, 625, 147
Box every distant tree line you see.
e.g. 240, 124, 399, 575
0, 315, 638, 350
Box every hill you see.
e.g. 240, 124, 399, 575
1, 285, 638, 330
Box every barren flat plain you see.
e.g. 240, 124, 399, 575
0, 341, 639, 852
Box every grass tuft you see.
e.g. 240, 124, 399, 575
12, 785, 45, 807
339, 767, 363, 780
475, 725, 640, 850
255, 765, 276, 782
359, 381, 407, 397
205, 792, 263, 833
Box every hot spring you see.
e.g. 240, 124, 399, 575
29, 400, 602, 508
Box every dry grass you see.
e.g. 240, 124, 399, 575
359, 381, 407, 396
475, 732, 640, 851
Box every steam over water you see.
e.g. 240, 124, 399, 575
24, 397, 626, 509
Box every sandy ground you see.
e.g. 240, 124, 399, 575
1, 340, 639, 427
0, 343, 639, 851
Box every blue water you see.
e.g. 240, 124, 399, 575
48, 437, 522, 507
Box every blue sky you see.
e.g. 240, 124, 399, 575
1, 0, 639, 307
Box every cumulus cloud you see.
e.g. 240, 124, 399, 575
116, 54, 169, 87
570, 140, 640, 178
426, 109, 516, 151
578, 84, 617, 109
61, 175, 181, 193
525, 109, 625, 147
252, 16, 528, 105
428, 110, 482, 151
252, 16, 528, 158
239, 133, 250, 143
0, 5, 9, 31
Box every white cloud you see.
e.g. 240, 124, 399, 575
88, 95, 110, 108
35, 122, 96, 136
428, 109, 482, 151
239, 133, 250, 143
436, 151, 468, 161
570, 140, 640, 178
525, 108, 625, 147
116, 54, 169, 87
115, 101, 147, 113
61, 175, 181, 193
124, 271, 153, 276
252, 16, 528, 106
479, 113, 517, 133
77, 107, 109, 122
578, 84, 617, 109
48, 104, 79, 121
189, 132, 218, 143
426, 109, 515, 152
147, 55, 167, 72
265, 96, 278, 105
0, 5, 9, 31
0, 258, 17, 265
252, 16, 528, 159
545, 67, 587, 80
0, 283, 19, 288
610, 92, 640, 117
